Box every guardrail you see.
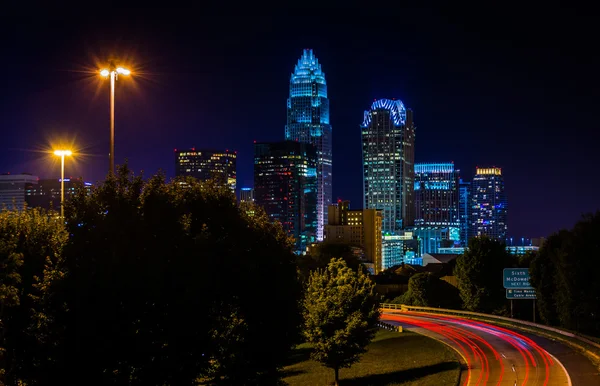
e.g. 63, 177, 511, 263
381, 303, 600, 353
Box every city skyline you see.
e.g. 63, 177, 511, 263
0, 6, 598, 239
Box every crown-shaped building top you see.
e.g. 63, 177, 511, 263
362, 98, 407, 127
291, 49, 326, 85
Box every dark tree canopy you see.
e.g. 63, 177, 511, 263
53, 166, 303, 385
398, 272, 460, 309
530, 212, 600, 336
0, 207, 67, 385
296, 242, 364, 282
454, 236, 515, 314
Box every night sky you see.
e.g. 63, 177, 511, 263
1, 5, 598, 239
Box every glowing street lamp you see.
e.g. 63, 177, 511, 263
54, 150, 73, 218
99, 62, 131, 175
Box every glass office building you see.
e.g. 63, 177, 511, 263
26, 178, 92, 210
174, 149, 237, 192
361, 98, 415, 234
412, 163, 460, 254
471, 167, 508, 242
254, 141, 318, 252
285, 49, 332, 241
458, 178, 471, 246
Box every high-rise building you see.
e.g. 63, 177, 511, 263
471, 167, 508, 241
324, 200, 383, 273
254, 141, 317, 252
0, 173, 38, 210
285, 49, 332, 241
26, 178, 92, 210
412, 163, 460, 254
174, 149, 237, 192
239, 187, 254, 203
458, 178, 471, 246
361, 98, 415, 234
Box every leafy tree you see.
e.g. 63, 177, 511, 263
56, 165, 302, 385
530, 212, 600, 335
297, 243, 364, 282
454, 236, 515, 314
0, 207, 67, 385
303, 258, 380, 385
399, 272, 460, 308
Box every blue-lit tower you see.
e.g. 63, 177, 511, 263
458, 178, 471, 246
470, 167, 508, 242
413, 163, 460, 254
361, 99, 415, 234
285, 49, 332, 241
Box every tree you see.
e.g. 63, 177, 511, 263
454, 236, 515, 314
399, 272, 461, 308
297, 243, 364, 283
303, 258, 380, 385
530, 212, 600, 335
0, 207, 67, 385
56, 165, 302, 385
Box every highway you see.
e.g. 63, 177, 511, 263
382, 311, 576, 386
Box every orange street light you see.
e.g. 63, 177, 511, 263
53, 150, 73, 217
100, 62, 131, 175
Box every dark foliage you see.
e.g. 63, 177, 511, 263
530, 212, 600, 336
454, 236, 516, 314
45, 165, 303, 385
395, 272, 460, 309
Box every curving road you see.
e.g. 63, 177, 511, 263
382, 311, 575, 386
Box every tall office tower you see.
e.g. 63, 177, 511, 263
0, 173, 38, 210
471, 167, 508, 242
361, 98, 416, 234
324, 200, 383, 273
413, 163, 460, 254
26, 178, 92, 210
285, 49, 332, 241
174, 149, 237, 192
458, 178, 471, 246
239, 187, 254, 203
254, 141, 317, 252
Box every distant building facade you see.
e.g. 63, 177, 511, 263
470, 167, 508, 241
412, 163, 460, 254
174, 149, 237, 191
285, 49, 332, 241
254, 141, 317, 252
239, 187, 254, 203
458, 178, 471, 246
324, 200, 383, 273
26, 178, 92, 210
361, 98, 415, 234
0, 174, 38, 210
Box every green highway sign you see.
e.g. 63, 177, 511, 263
503, 268, 533, 289
506, 288, 537, 299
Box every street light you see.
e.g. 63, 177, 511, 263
53, 150, 73, 218
100, 62, 131, 175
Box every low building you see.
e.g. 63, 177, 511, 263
0, 173, 38, 210
26, 178, 92, 210
324, 200, 382, 273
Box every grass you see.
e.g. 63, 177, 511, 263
282, 330, 461, 386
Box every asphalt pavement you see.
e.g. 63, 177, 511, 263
382, 311, 598, 385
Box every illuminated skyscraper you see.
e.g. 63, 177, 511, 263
285, 49, 332, 241
470, 167, 508, 241
254, 141, 317, 252
174, 149, 236, 192
458, 178, 471, 246
413, 163, 460, 254
239, 187, 254, 203
361, 99, 415, 234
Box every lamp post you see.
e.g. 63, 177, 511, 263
100, 63, 131, 175
54, 150, 72, 218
